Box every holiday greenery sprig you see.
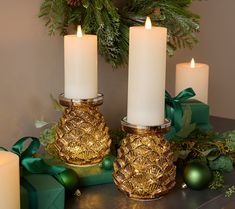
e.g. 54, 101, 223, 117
39, 0, 200, 68
169, 108, 235, 196
171, 129, 235, 173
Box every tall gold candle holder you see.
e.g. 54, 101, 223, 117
52, 93, 111, 167
113, 118, 176, 200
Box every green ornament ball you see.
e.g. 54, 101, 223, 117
183, 161, 212, 190
56, 169, 79, 194
100, 155, 115, 170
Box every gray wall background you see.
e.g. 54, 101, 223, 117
0, 0, 234, 147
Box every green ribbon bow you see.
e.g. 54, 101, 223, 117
1, 136, 66, 175
0, 137, 67, 209
165, 88, 196, 132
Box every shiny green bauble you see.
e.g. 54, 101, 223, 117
100, 155, 115, 170
56, 169, 79, 194
183, 161, 212, 190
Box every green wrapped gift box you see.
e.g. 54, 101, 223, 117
196, 123, 213, 131
181, 99, 210, 125
166, 99, 212, 129
44, 156, 113, 187
72, 165, 113, 187
165, 99, 213, 139
21, 174, 65, 209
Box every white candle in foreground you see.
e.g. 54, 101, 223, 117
64, 25, 98, 99
0, 151, 20, 209
175, 58, 209, 104
127, 17, 167, 126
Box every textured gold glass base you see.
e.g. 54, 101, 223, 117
113, 118, 176, 200
52, 94, 111, 166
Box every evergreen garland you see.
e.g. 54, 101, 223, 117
39, 0, 200, 68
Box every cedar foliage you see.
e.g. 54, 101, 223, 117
39, 0, 200, 68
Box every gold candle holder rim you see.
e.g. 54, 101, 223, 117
121, 117, 171, 135
59, 93, 104, 107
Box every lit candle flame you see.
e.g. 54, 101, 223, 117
145, 16, 152, 30
77, 25, 83, 38
190, 58, 195, 68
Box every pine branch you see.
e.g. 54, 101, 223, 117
39, 0, 201, 67
122, 0, 200, 57
39, 0, 71, 35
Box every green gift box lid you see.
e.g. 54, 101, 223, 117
20, 174, 65, 209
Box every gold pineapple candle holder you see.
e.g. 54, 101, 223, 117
52, 93, 111, 167
113, 118, 176, 200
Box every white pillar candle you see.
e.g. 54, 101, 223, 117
127, 17, 167, 126
64, 25, 98, 99
0, 151, 20, 209
175, 58, 209, 104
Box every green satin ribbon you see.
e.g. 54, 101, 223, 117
1, 136, 66, 175
165, 88, 196, 132
0, 137, 67, 209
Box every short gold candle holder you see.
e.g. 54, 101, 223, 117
113, 118, 176, 200
52, 93, 111, 167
